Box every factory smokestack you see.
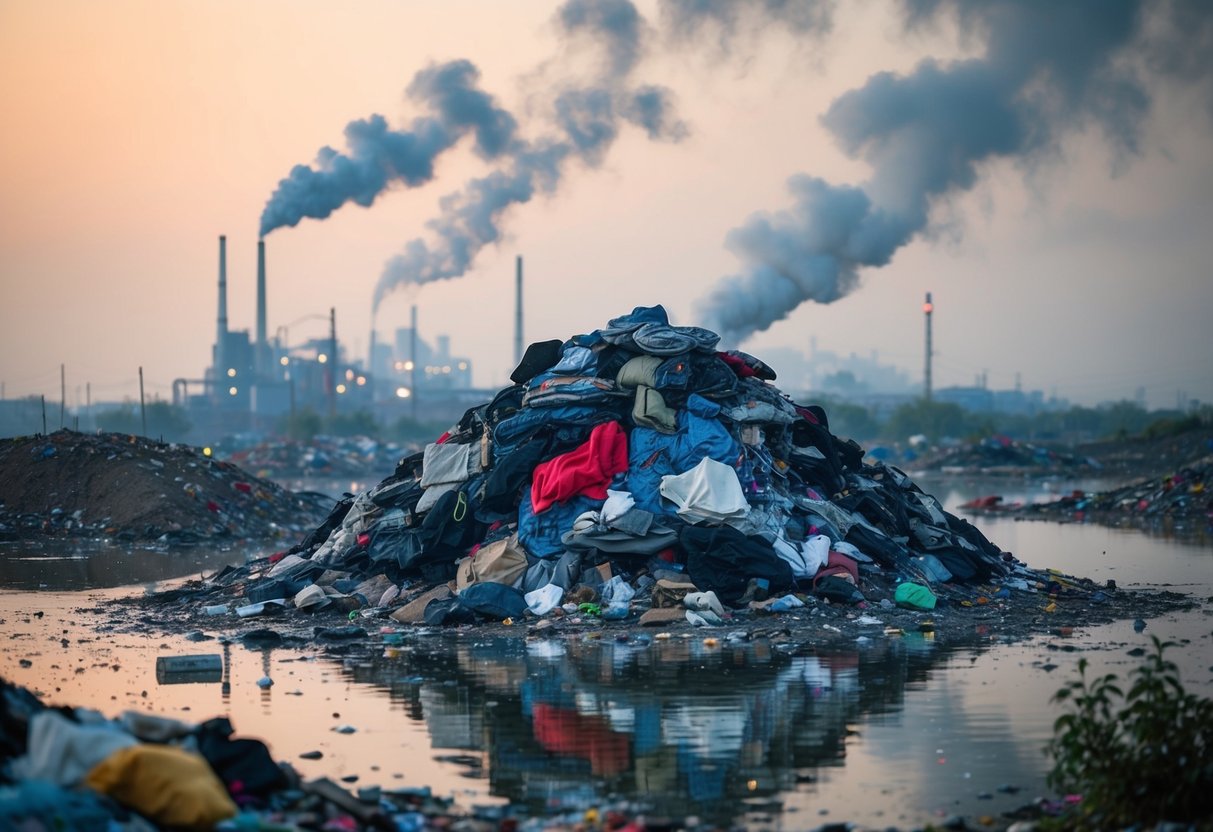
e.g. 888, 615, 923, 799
216, 236, 228, 374
923, 292, 933, 402
217, 236, 228, 341
514, 255, 523, 368
256, 239, 267, 375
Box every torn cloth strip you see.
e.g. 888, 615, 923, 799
530, 420, 628, 514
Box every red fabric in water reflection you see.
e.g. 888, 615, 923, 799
530, 703, 630, 775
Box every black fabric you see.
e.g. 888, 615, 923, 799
480, 435, 548, 514
392, 450, 426, 481
288, 495, 353, 557
837, 437, 866, 471
814, 575, 865, 604
590, 344, 636, 381
844, 523, 911, 572
926, 546, 980, 582
485, 384, 527, 428
510, 340, 564, 384
367, 524, 423, 570
423, 597, 476, 625
0, 679, 46, 762
945, 511, 1006, 560
686, 353, 739, 400
680, 525, 794, 607
195, 717, 288, 800
839, 488, 909, 536
789, 418, 847, 494
413, 487, 480, 565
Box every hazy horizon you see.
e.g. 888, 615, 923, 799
2, 1, 1211, 412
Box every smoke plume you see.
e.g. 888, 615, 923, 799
659, 0, 836, 49
697, 0, 1213, 344
258, 60, 517, 237
372, 0, 687, 312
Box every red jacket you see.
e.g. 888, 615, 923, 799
530, 420, 628, 513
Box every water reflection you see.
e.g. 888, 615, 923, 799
0, 542, 250, 591
331, 632, 966, 825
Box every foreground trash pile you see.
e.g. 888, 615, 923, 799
914, 434, 1100, 476
0, 675, 470, 831
0, 431, 331, 546
999, 456, 1213, 530
176, 305, 1107, 632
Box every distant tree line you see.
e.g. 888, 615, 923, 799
81, 397, 1210, 450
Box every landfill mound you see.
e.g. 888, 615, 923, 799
1075, 425, 1213, 481
0, 430, 332, 546
913, 435, 1100, 476
1002, 455, 1212, 530
158, 304, 1141, 632
223, 435, 406, 484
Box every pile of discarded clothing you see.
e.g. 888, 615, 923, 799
0, 677, 451, 831
1014, 457, 1212, 528
239, 306, 1012, 625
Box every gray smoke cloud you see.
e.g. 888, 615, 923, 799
697, 0, 1213, 344
372, 0, 687, 312
258, 60, 517, 237
659, 0, 835, 50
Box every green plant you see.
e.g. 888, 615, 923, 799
1047, 637, 1213, 826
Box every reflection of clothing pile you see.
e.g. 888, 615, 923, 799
271, 305, 1010, 622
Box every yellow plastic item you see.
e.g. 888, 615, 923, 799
84, 743, 237, 830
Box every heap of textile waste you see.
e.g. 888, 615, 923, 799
249, 305, 1011, 625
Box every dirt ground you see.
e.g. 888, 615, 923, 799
1074, 425, 1213, 481
0, 430, 330, 545
105, 551, 1200, 658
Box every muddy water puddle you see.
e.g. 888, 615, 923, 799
0, 500, 1211, 828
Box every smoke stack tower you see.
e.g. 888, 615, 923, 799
923, 291, 933, 402
255, 239, 268, 375
216, 235, 228, 376
214, 235, 228, 397
514, 255, 523, 368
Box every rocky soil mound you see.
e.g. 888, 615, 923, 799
0, 430, 333, 546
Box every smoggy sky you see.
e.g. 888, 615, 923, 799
2, 0, 1211, 412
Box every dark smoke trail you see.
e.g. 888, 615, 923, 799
258, 60, 517, 237
697, 0, 1213, 344
659, 0, 835, 49
372, 0, 687, 312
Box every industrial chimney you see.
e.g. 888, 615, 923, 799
256, 239, 268, 375
215, 235, 228, 390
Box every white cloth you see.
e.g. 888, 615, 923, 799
525, 583, 564, 615
601, 490, 635, 524
658, 458, 750, 524
772, 533, 831, 578
10, 709, 136, 787
683, 590, 724, 616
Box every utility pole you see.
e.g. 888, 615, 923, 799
60, 364, 66, 429
139, 367, 147, 436
923, 292, 933, 402
328, 307, 338, 421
